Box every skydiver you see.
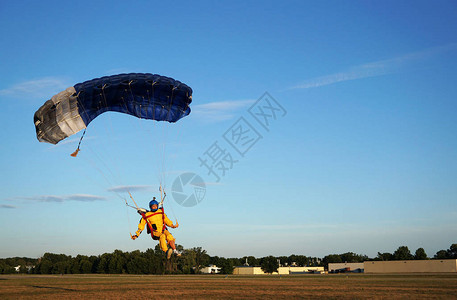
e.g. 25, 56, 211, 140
131, 198, 180, 259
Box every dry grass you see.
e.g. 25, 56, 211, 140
1, 273, 456, 299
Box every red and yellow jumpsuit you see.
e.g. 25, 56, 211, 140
135, 208, 175, 252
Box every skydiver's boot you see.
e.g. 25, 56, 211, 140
166, 248, 173, 260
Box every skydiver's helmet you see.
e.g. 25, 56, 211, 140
149, 198, 159, 212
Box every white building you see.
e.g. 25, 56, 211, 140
200, 264, 221, 274
233, 266, 324, 275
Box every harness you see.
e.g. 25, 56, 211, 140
141, 208, 167, 240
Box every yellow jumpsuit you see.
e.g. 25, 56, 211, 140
135, 208, 175, 252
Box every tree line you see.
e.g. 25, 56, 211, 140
0, 243, 455, 275
323, 244, 457, 266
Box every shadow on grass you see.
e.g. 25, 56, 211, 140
31, 285, 76, 291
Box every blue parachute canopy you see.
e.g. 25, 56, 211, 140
34, 73, 192, 144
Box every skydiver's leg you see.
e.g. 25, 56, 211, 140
159, 233, 168, 252
164, 230, 176, 249
169, 239, 176, 250
164, 231, 180, 256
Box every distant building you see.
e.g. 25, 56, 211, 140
328, 262, 364, 273
243, 258, 249, 266
14, 265, 34, 273
200, 265, 221, 274
233, 266, 324, 275
364, 259, 457, 273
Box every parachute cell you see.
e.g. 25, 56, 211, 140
34, 73, 192, 144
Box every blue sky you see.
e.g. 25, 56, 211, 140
1, 0, 456, 259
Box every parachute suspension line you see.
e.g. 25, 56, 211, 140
73, 145, 132, 236
161, 100, 191, 185
150, 83, 164, 188
129, 81, 162, 188
74, 87, 130, 210
75, 142, 125, 201
159, 86, 177, 188
68, 92, 123, 198
99, 84, 135, 191
158, 100, 191, 226
69, 142, 127, 203
90, 88, 125, 187
156, 87, 180, 224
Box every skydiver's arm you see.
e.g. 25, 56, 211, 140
135, 217, 146, 236
163, 214, 175, 228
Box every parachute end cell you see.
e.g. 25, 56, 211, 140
34, 87, 86, 145
70, 148, 80, 157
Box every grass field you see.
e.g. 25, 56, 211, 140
1, 273, 456, 299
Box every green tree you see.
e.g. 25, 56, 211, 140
434, 244, 457, 259
143, 247, 164, 274
218, 258, 235, 274
339, 252, 368, 263
434, 250, 449, 259
448, 244, 457, 259
322, 254, 342, 268
37, 259, 53, 274
376, 252, 393, 261
0, 262, 15, 274
89, 255, 99, 273
125, 250, 145, 274
191, 247, 209, 274
179, 249, 196, 274
277, 256, 288, 266
80, 259, 93, 273
108, 250, 126, 274
54, 261, 70, 274
294, 255, 307, 267
97, 253, 112, 273
18, 265, 28, 274
414, 248, 428, 260
260, 256, 279, 274
393, 246, 413, 260
241, 256, 259, 266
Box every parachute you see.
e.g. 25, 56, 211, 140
34, 73, 193, 145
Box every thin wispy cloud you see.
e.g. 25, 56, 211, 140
0, 77, 70, 99
108, 185, 153, 193
103, 68, 133, 76
201, 222, 343, 232
192, 99, 255, 122
13, 194, 106, 203
200, 181, 223, 186
291, 43, 457, 89
0, 204, 16, 209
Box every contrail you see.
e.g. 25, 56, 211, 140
291, 43, 457, 89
